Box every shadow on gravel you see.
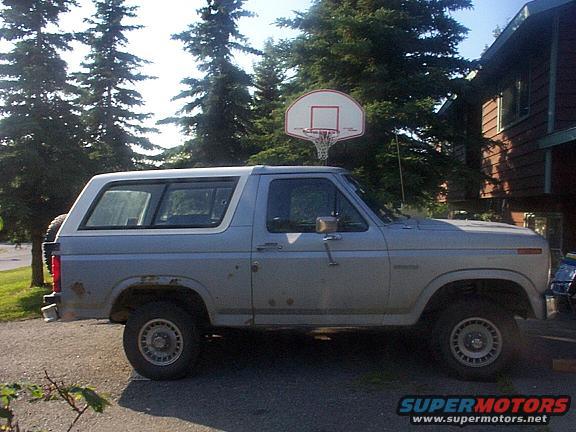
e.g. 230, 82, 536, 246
118, 329, 466, 431
117, 321, 576, 432
514, 318, 576, 378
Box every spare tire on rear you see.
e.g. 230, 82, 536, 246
43, 214, 67, 274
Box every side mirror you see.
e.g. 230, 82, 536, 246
316, 216, 338, 234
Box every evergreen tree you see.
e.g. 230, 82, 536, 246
163, 0, 259, 167
246, 39, 287, 157
75, 0, 157, 172
253, 39, 285, 119
0, 0, 89, 286
253, 0, 474, 207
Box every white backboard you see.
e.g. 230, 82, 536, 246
285, 89, 365, 141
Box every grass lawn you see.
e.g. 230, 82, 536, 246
0, 267, 51, 322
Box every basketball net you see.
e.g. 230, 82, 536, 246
303, 128, 340, 162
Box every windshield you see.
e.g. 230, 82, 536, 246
342, 175, 402, 223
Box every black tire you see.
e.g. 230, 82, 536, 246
431, 300, 519, 381
43, 214, 67, 274
123, 302, 200, 380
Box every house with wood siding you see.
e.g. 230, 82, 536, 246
441, 0, 576, 260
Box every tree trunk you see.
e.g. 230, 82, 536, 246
30, 231, 45, 287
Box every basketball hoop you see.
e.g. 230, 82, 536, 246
285, 89, 365, 163
303, 128, 340, 161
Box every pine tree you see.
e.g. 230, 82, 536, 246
75, 0, 157, 172
163, 0, 259, 167
246, 39, 287, 157
253, 39, 285, 119
0, 0, 89, 286
253, 0, 474, 206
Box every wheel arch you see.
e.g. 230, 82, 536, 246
416, 269, 542, 322
107, 276, 215, 326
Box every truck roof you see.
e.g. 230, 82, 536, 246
90, 165, 348, 182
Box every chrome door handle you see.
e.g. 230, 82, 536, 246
256, 242, 283, 251
323, 234, 342, 241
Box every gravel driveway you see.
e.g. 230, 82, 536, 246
1, 318, 575, 431
0, 243, 31, 271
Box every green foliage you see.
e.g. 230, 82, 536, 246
425, 201, 450, 219
496, 373, 516, 394
253, 39, 285, 119
66, 386, 109, 413
75, 0, 158, 172
0, 0, 90, 286
247, 142, 316, 166
0, 267, 50, 322
253, 0, 474, 207
0, 372, 110, 432
162, 0, 259, 167
492, 25, 503, 39
244, 39, 291, 158
1, 383, 20, 407
452, 209, 502, 222
356, 369, 400, 389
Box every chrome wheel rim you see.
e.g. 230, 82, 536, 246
449, 317, 502, 368
138, 319, 184, 366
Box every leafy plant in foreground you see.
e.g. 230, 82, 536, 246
0, 371, 110, 432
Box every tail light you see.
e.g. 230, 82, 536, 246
52, 255, 61, 293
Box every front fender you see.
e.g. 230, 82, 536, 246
381, 269, 544, 326
418, 269, 543, 319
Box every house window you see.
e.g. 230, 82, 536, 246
524, 212, 563, 267
499, 66, 530, 130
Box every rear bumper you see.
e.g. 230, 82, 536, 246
41, 293, 61, 322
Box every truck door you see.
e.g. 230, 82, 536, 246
251, 174, 390, 325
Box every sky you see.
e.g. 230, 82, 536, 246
57, 0, 531, 150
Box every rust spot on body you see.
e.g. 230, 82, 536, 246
286, 298, 294, 306
169, 278, 180, 285
71, 282, 86, 297
140, 275, 159, 284
61, 311, 77, 320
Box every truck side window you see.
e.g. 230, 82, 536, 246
267, 178, 368, 233
153, 180, 237, 228
82, 177, 238, 230
84, 184, 164, 229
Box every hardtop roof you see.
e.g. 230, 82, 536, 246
90, 165, 348, 182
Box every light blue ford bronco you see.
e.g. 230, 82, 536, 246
42, 166, 553, 380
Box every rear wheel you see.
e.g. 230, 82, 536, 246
123, 302, 200, 380
432, 300, 519, 381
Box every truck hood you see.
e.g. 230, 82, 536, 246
384, 217, 547, 250
415, 218, 533, 235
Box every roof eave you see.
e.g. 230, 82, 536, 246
481, 0, 574, 64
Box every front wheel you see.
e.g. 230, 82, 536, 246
123, 302, 200, 380
432, 300, 519, 381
